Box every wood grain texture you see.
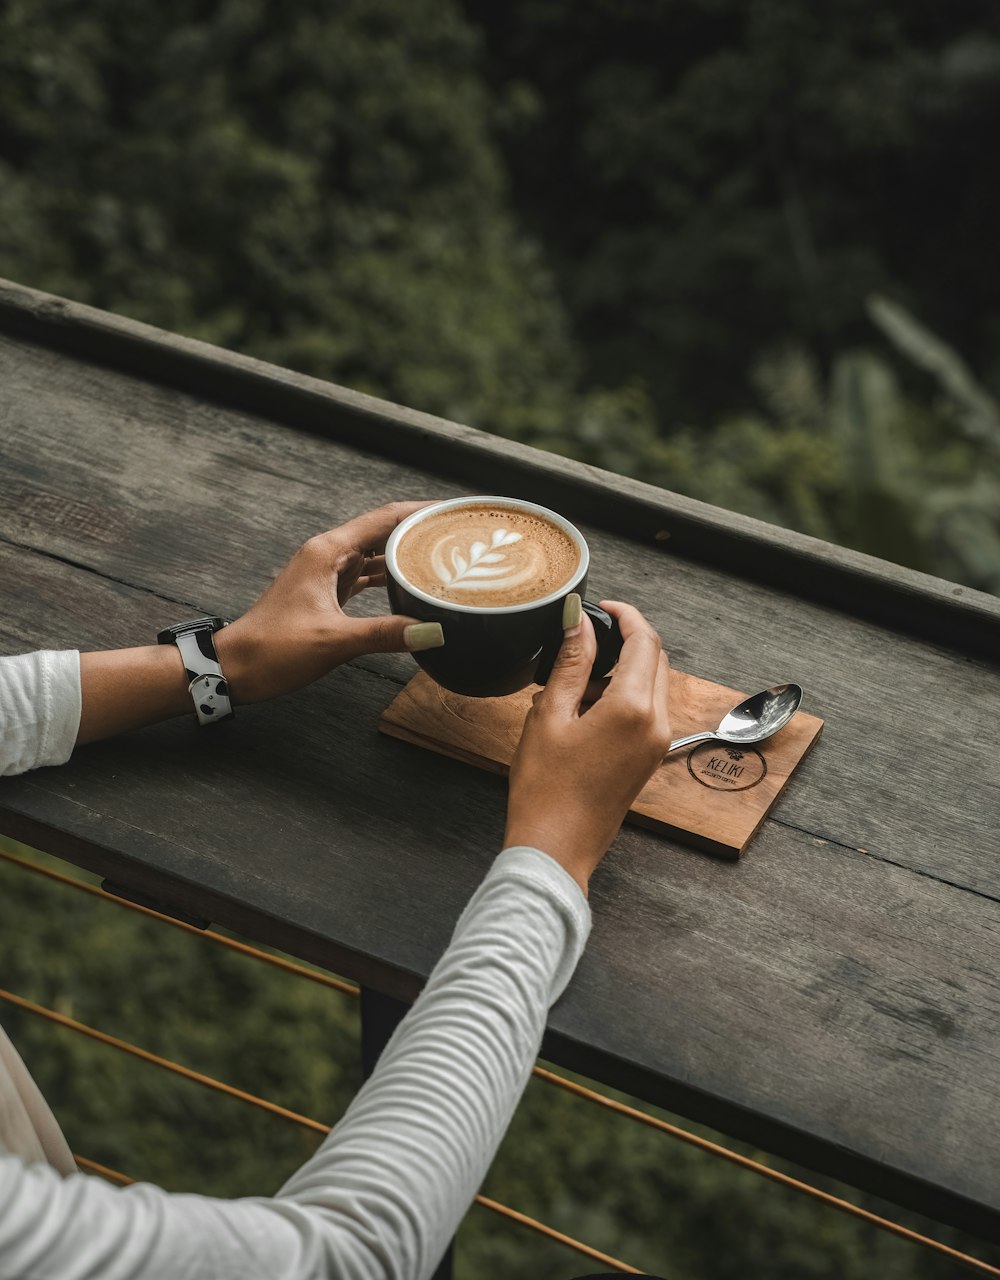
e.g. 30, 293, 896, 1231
1, 292, 1000, 1240
1, 545, 998, 1238
379, 671, 824, 858
0, 331, 995, 895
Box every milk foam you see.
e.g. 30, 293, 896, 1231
431, 527, 532, 591
396, 505, 580, 607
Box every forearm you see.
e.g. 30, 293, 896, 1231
275, 847, 590, 1274
1, 645, 197, 772
2, 637, 245, 762
75, 621, 272, 744
77, 646, 191, 745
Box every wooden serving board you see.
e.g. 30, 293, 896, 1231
379, 670, 824, 859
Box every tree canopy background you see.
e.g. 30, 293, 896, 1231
2, 1, 1000, 1275
2, 0, 999, 588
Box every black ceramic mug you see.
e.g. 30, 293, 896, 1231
385, 495, 623, 698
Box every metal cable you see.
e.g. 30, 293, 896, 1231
530, 1073, 1000, 1276
0, 987, 328, 1135
74, 1154, 132, 1186
0, 848, 357, 997
475, 1195, 640, 1273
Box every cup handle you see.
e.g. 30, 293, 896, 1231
533, 600, 624, 686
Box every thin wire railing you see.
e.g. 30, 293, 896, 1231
0, 849, 356, 997
2, 847, 998, 1277
531, 1067, 1000, 1277
74, 1154, 132, 1186
0, 987, 328, 1134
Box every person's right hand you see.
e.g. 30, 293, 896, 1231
215, 500, 437, 705
504, 599, 672, 893
76, 502, 439, 746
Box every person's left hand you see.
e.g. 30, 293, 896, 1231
216, 501, 441, 703
504, 600, 671, 892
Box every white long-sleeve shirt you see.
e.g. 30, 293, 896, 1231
0, 651, 591, 1280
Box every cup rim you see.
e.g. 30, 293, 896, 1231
385, 495, 589, 615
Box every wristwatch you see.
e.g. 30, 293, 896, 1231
156, 616, 234, 726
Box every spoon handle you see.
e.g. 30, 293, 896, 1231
664, 730, 715, 754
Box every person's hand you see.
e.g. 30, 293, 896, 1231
76, 502, 442, 745
215, 501, 442, 704
503, 599, 671, 894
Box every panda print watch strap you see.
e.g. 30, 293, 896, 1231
156, 617, 234, 726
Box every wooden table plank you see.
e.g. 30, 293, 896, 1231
1, 332, 997, 898
1, 542, 999, 1239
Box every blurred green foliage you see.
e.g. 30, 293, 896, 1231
465, 0, 1000, 419
553, 306, 1000, 592
0, 0, 577, 437
2, 1, 1000, 1275
2, 0, 998, 591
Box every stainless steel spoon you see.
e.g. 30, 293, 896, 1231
665, 683, 803, 754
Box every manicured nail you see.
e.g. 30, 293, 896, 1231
562, 593, 582, 633
405, 622, 445, 651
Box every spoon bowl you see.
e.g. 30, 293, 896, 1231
665, 683, 803, 755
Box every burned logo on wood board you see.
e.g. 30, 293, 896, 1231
686, 742, 767, 791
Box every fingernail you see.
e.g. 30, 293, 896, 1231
562, 593, 582, 633
405, 622, 445, 651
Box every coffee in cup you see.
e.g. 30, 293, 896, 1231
393, 501, 582, 609
386, 496, 622, 698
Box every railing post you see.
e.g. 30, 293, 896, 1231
360, 987, 455, 1280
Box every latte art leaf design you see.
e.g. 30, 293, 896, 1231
435, 527, 527, 589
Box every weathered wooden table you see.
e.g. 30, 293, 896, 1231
2, 279, 999, 1243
